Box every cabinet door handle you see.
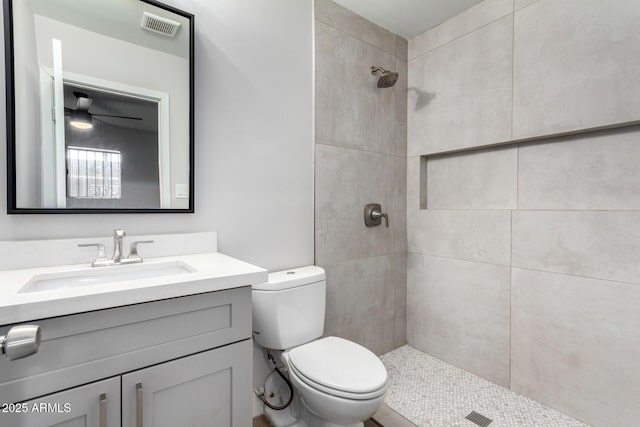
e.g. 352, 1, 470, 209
136, 382, 143, 427
99, 393, 107, 427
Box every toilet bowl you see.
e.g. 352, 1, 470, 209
283, 337, 387, 425
252, 266, 388, 427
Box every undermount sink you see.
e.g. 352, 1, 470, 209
19, 261, 197, 294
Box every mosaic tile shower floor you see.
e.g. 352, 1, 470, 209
379, 346, 590, 427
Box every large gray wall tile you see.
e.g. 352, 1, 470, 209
315, 6, 406, 359
408, 16, 513, 156
394, 57, 408, 158
406, 252, 423, 286
405, 252, 423, 348
426, 146, 518, 209
514, 0, 539, 10
405, 1, 640, 421
408, 210, 511, 265
394, 158, 408, 254
316, 21, 397, 155
315, 144, 405, 264
512, 268, 640, 427
394, 253, 407, 348
513, 0, 640, 139
315, 0, 396, 54
407, 255, 511, 386
512, 211, 640, 284
322, 254, 399, 355
395, 36, 408, 61
406, 156, 421, 212
518, 127, 640, 210
408, 0, 513, 60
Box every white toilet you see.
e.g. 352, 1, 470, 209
252, 266, 388, 427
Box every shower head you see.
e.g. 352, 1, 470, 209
370, 66, 398, 88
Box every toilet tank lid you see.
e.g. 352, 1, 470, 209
252, 266, 325, 291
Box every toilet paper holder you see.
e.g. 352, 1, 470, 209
364, 203, 389, 228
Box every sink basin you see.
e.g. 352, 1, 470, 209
19, 261, 196, 293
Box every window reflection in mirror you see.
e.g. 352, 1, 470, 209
5, 0, 193, 212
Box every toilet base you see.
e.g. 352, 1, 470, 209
264, 392, 363, 427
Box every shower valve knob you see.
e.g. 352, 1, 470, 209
365, 203, 389, 228
0, 325, 42, 361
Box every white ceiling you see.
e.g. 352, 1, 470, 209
331, 0, 484, 39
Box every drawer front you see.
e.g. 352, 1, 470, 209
0, 286, 251, 403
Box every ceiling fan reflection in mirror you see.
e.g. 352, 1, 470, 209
64, 91, 142, 130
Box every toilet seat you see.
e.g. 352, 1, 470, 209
286, 336, 387, 400
288, 360, 386, 400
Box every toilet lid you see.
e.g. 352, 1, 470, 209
287, 336, 387, 394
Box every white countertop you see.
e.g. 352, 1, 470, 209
0, 252, 268, 325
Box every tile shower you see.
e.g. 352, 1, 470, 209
315, 0, 640, 427
314, 0, 408, 356
380, 346, 589, 427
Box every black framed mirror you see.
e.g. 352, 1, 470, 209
3, 0, 194, 213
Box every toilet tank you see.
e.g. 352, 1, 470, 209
252, 266, 326, 350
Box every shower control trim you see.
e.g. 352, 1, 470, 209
365, 203, 389, 228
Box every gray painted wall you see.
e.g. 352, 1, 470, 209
314, 0, 407, 356
0, 0, 314, 274
3, 1, 313, 419
407, 1, 640, 426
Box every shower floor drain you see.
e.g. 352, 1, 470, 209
465, 411, 493, 427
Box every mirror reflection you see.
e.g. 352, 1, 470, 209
6, 0, 193, 212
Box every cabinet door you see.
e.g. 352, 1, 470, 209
122, 340, 252, 427
0, 377, 120, 427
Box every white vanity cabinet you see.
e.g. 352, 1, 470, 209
0, 286, 253, 427
122, 341, 250, 427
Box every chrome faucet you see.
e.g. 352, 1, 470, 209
79, 229, 154, 267
112, 229, 126, 263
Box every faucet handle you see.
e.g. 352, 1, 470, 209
126, 240, 154, 262
364, 203, 390, 228
374, 211, 389, 228
114, 229, 126, 238
78, 243, 110, 267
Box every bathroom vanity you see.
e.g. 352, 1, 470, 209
0, 234, 267, 427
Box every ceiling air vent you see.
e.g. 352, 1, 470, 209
140, 12, 181, 37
